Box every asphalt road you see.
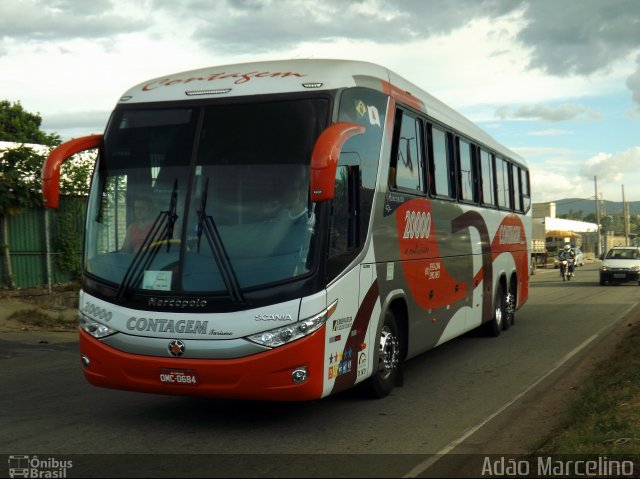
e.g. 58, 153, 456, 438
2, 263, 639, 478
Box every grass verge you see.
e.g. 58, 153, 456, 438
534, 321, 640, 457
8, 308, 77, 330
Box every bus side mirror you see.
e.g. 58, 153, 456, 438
42, 134, 103, 209
310, 122, 365, 202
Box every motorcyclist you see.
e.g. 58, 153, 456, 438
558, 244, 576, 280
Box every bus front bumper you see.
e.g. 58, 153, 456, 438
78, 327, 325, 401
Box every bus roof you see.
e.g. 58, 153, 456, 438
119, 59, 525, 166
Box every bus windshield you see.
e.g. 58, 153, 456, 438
85, 98, 329, 296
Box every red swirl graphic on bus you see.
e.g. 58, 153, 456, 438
491, 214, 529, 304
396, 200, 467, 310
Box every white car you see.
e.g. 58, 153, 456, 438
573, 247, 584, 267
599, 247, 640, 286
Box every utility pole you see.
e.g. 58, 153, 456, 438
595, 176, 601, 257
622, 185, 630, 246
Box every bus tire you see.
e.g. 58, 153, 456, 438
362, 310, 402, 399
504, 280, 516, 330
484, 285, 505, 337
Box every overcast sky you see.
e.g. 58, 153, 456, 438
1, 0, 639, 203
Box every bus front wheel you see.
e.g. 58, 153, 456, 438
362, 310, 402, 399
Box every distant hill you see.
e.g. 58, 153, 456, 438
552, 198, 640, 217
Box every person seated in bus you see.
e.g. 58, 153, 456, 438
273, 169, 316, 257
121, 196, 155, 253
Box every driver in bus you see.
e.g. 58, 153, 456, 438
121, 196, 155, 253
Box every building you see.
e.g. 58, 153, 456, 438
532, 202, 598, 260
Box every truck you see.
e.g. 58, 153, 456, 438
530, 221, 547, 274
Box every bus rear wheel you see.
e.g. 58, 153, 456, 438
484, 285, 505, 337
362, 310, 402, 398
504, 280, 516, 330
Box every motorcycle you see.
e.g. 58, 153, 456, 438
559, 258, 574, 281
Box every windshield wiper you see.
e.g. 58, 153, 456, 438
197, 178, 246, 305
116, 180, 179, 301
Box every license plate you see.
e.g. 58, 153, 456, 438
159, 369, 199, 386
614, 273, 626, 279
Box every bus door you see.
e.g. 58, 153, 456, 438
324, 152, 378, 394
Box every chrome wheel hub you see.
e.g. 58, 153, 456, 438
378, 325, 399, 379
495, 301, 503, 328
506, 292, 515, 318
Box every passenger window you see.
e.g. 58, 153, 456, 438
512, 165, 522, 212
390, 110, 423, 193
430, 126, 453, 198
457, 138, 475, 203
479, 149, 495, 206
521, 169, 531, 212
496, 157, 510, 209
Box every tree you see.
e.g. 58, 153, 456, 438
0, 146, 45, 288
558, 209, 584, 221
0, 100, 61, 146
0, 100, 90, 288
584, 213, 597, 224
58, 150, 95, 196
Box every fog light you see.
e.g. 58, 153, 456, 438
81, 354, 90, 369
280, 328, 294, 341
291, 367, 308, 384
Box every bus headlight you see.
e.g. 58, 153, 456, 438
79, 313, 117, 339
247, 300, 338, 348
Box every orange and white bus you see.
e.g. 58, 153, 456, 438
43, 59, 531, 401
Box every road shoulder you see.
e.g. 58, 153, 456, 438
416, 302, 640, 478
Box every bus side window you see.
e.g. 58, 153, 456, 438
327, 162, 360, 281
456, 137, 476, 203
428, 125, 453, 199
389, 109, 424, 194
521, 168, 531, 212
512, 164, 522, 212
496, 156, 510, 209
329, 165, 358, 256
329, 165, 350, 257
479, 148, 496, 207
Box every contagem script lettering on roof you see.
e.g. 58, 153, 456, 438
142, 71, 307, 91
